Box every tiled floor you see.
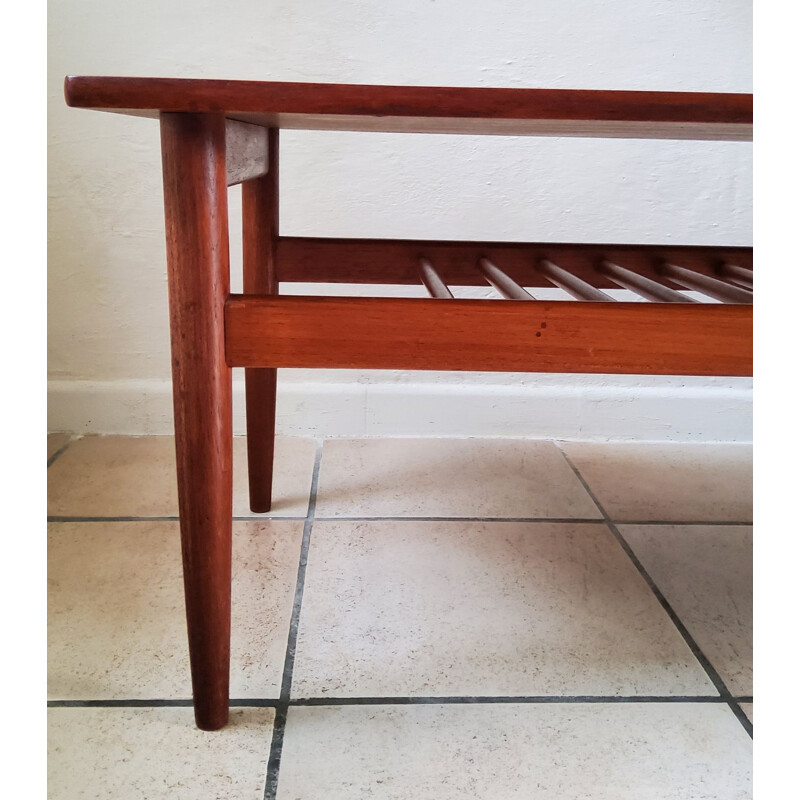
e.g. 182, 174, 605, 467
47, 434, 753, 799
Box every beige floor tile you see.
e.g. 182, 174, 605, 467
48, 433, 72, 462
561, 442, 752, 522
292, 520, 713, 697
315, 439, 600, 519
47, 436, 178, 516
277, 703, 752, 799
48, 707, 273, 800
48, 520, 302, 699
741, 702, 753, 723
47, 435, 316, 517
621, 524, 752, 696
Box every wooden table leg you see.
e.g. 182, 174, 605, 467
160, 112, 233, 730
243, 129, 279, 512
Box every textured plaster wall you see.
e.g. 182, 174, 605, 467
47, 0, 753, 438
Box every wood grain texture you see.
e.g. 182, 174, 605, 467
225, 295, 752, 377
160, 112, 233, 731
242, 129, 280, 514
64, 77, 752, 140
275, 238, 753, 288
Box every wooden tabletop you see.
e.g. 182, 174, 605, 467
64, 76, 752, 140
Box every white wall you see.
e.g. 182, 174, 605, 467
47, 0, 753, 440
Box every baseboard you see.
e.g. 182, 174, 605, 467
47, 375, 753, 442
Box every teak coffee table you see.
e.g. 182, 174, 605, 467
64, 76, 753, 730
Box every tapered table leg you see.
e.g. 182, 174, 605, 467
243, 129, 279, 512
160, 112, 233, 731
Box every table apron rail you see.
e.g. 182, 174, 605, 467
224, 295, 752, 376
275, 238, 752, 287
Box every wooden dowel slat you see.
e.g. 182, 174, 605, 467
598, 260, 695, 303
538, 259, 613, 302
419, 258, 454, 299
659, 262, 753, 304
716, 262, 753, 290
477, 258, 534, 300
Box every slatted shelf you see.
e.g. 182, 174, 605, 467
291, 244, 754, 308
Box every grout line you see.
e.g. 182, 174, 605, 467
47, 698, 280, 709
264, 442, 323, 800
263, 708, 287, 799
47, 516, 182, 523
554, 444, 752, 737
45, 514, 753, 526
279, 446, 323, 700
290, 695, 736, 706
313, 516, 604, 523
612, 520, 753, 527
728, 700, 754, 738
47, 694, 753, 709
316, 517, 751, 526
46, 515, 308, 523
47, 439, 74, 469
